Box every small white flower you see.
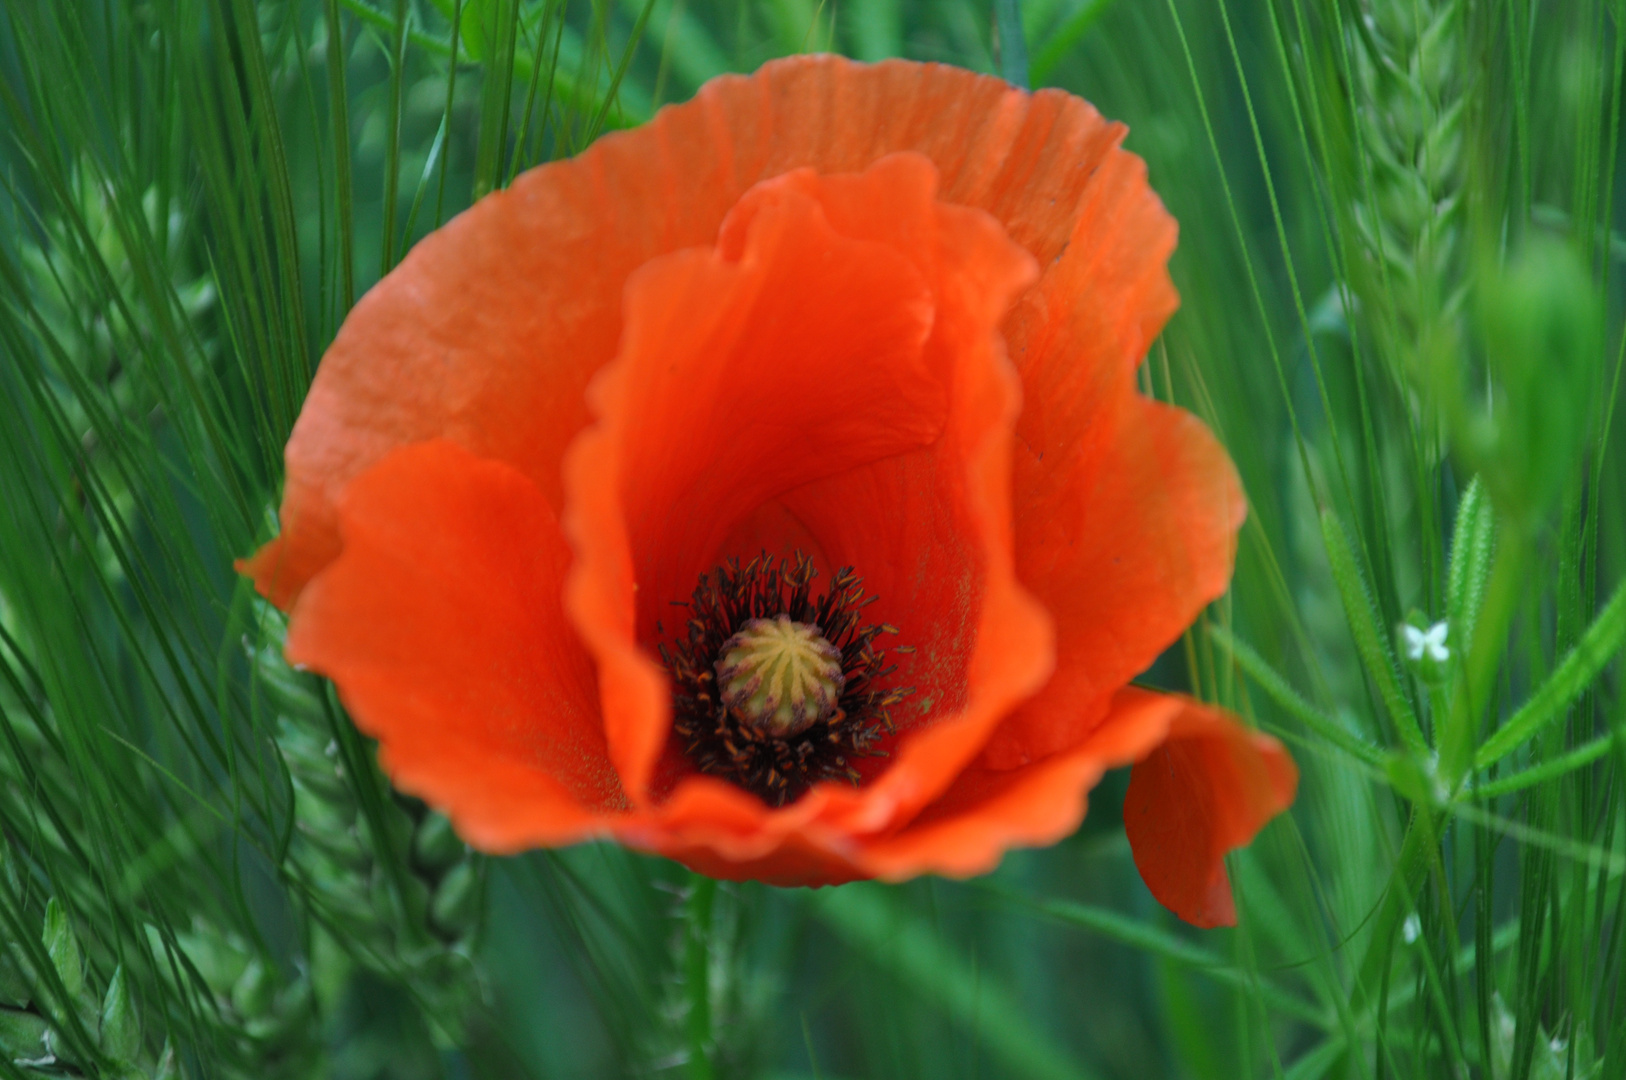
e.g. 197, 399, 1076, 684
1403, 621, 1450, 663
1402, 913, 1421, 944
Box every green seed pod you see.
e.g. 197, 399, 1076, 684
173, 925, 251, 999
411, 812, 465, 877
429, 861, 481, 939
0, 1005, 49, 1060
99, 964, 141, 1065
42, 899, 84, 999
291, 768, 359, 836
248, 633, 327, 720
293, 816, 370, 876
244, 975, 312, 1045
230, 957, 275, 1023
0, 946, 32, 1009
44, 1021, 84, 1069
276, 717, 352, 808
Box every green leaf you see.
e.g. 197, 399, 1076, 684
458, 0, 497, 60
1319, 509, 1426, 752
1474, 732, 1619, 798
1475, 575, 1626, 768
631, 0, 730, 89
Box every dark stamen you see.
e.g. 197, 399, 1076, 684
659, 550, 914, 807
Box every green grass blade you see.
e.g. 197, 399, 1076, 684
811, 884, 1091, 1080
1211, 625, 1384, 765
1475, 576, 1626, 769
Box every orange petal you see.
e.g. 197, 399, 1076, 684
1000, 128, 1180, 504
852, 682, 1181, 878
849, 688, 1294, 913
285, 440, 624, 850
1122, 689, 1298, 928
564, 153, 1053, 849
563, 158, 946, 803
984, 393, 1246, 768
247, 56, 1141, 609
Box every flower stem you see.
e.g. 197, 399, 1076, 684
684, 875, 717, 1080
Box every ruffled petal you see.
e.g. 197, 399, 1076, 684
852, 684, 1181, 878
563, 157, 947, 803
285, 440, 624, 850
246, 56, 1140, 609
984, 393, 1246, 767
1122, 689, 1298, 928
846, 687, 1294, 922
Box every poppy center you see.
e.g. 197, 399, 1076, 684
660, 551, 912, 807
716, 615, 846, 738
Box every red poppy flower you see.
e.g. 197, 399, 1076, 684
243, 56, 1295, 927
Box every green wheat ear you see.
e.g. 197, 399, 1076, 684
1347, 0, 1467, 397
250, 603, 486, 1047
157, 919, 319, 1079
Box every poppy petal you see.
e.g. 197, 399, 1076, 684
1122, 689, 1298, 928
285, 440, 624, 850
999, 130, 1180, 498
564, 153, 1053, 843
849, 687, 1294, 918
851, 685, 1180, 878
245, 57, 1142, 609
984, 393, 1246, 768
242, 85, 745, 607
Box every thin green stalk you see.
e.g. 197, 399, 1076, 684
1211, 625, 1385, 765
324, 0, 356, 313
993, 0, 1029, 87
380, 0, 408, 275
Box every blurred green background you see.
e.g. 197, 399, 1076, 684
1, 0, 1624, 1077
